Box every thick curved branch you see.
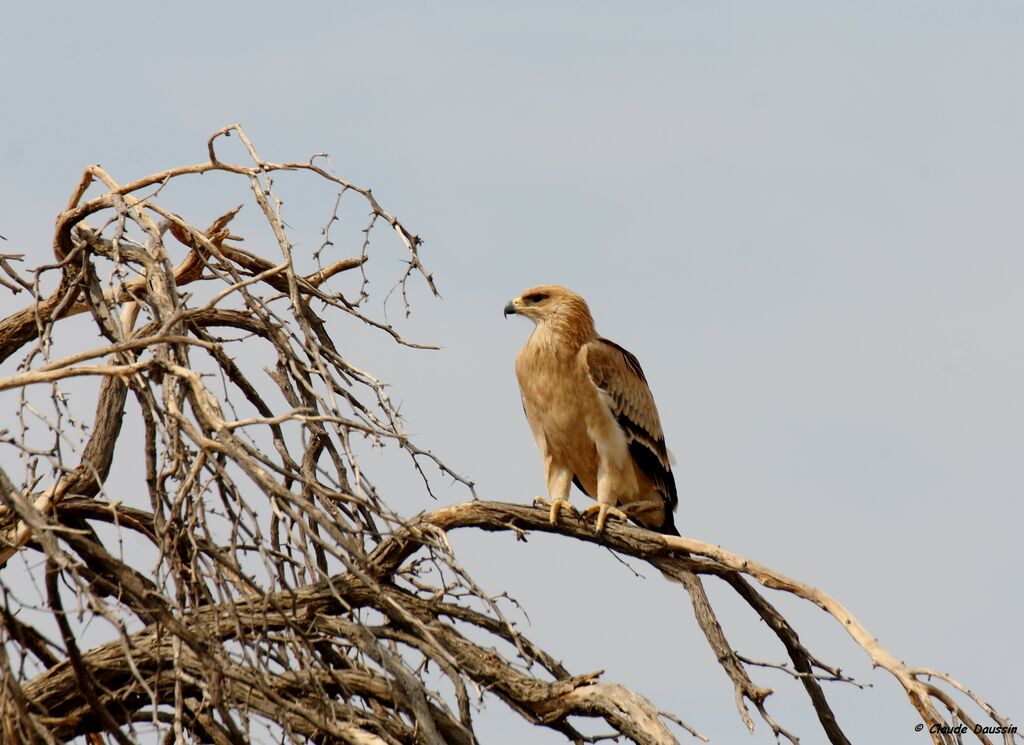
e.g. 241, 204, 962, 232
385, 501, 1014, 745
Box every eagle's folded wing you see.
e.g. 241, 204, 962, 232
583, 338, 678, 514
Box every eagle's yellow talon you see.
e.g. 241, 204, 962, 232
533, 496, 577, 525
581, 503, 629, 533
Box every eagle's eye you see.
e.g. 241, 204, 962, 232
524, 292, 548, 304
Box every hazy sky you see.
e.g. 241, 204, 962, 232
2, 3, 1022, 743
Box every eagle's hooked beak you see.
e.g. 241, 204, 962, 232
503, 299, 517, 318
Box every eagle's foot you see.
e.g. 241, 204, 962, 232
581, 502, 629, 533
532, 496, 578, 525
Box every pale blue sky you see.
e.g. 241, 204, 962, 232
2, 3, 1022, 743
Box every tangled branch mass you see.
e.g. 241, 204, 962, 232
0, 127, 1014, 745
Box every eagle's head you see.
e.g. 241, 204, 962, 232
504, 285, 595, 333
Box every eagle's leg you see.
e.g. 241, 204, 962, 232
537, 466, 576, 526
587, 459, 632, 533
580, 502, 629, 533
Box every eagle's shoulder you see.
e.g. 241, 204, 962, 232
581, 337, 661, 440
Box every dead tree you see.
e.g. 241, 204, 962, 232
0, 126, 1016, 745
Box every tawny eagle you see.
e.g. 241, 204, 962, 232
504, 285, 678, 535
